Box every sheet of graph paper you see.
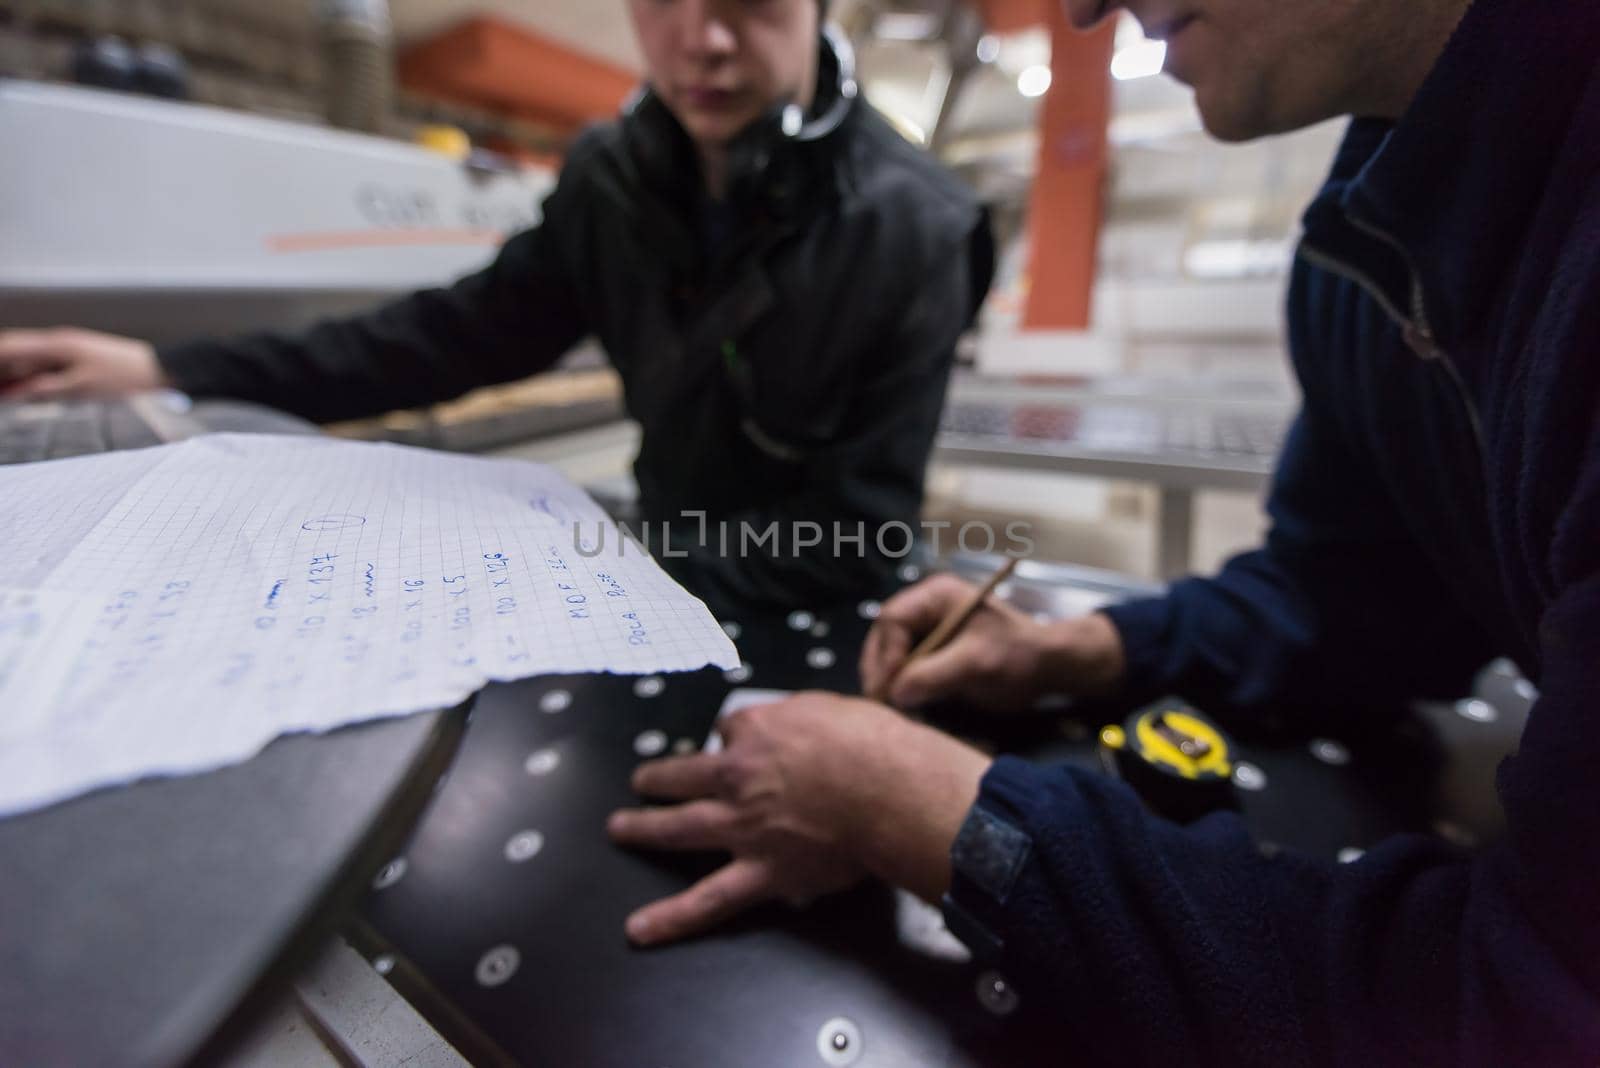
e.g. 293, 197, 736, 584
0, 433, 737, 817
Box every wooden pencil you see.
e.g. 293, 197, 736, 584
869, 555, 1019, 704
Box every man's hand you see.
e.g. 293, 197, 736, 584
0, 328, 168, 401
859, 574, 1127, 712
607, 691, 992, 946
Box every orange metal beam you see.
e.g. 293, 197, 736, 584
399, 17, 637, 133
1022, 12, 1116, 330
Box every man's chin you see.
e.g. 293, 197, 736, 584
1197, 112, 1262, 144
679, 110, 761, 147
1193, 87, 1272, 144
1193, 80, 1342, 143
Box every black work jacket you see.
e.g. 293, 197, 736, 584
159, 103, 993, 606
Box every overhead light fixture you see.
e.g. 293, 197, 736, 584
1017, 64, 1052, 98
975, 34, 999, 64
1111, 39, 1166, 80
883, 110, 927, 145
1183, 239, 1292, 279
874, 11, 943, 41
1114, 11, 1147, 50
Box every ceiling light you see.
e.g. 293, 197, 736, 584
1017, 64, 1052, 98
883, 111, 927, 144
1183, 239, 1292, 279
874, 12, 943, 41
1114, 12, 1147, 50
975, 35, 1000, 64
1111, 40, 1167, 80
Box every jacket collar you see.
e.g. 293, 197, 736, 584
1300, 0, 1599, 350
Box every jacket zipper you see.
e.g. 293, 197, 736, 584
1303, 220, 1535, 656
1298, 223, 1489, 458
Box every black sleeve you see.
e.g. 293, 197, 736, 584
157, 161, 592, 425
951, 510, 1600, 1065
944, 248, 1600, 1063
1102, 402, 1498, 725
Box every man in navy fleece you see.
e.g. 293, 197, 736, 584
607, 0, 1600, 1059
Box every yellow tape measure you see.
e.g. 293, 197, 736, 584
1100, 702, 1239, 822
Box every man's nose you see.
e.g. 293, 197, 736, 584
679, 0, 738, 58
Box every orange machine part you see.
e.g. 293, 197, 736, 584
399, 16, 637, 132
1022, 12, 1116, 330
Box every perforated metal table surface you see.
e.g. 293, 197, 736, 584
357, 561, 1527, 1067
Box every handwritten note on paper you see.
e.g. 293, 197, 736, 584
0, 434, 737, 817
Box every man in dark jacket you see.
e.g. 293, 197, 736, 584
0, 0, 993, 607
608, 0, 1600, 1061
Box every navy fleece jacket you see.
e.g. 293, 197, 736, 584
947, 1, 1600, 1062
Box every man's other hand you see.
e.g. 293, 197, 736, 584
0, 328, 168, 401
859, 573, 1127, 712
607, 692, 992, 947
